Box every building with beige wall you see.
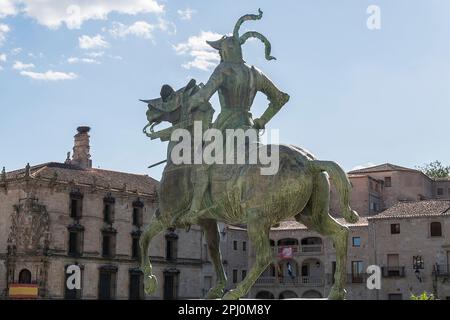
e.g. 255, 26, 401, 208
249, 163, 450, 300
0, 127, 221, 300
2, 131, 450, 301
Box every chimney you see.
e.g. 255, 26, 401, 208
71, 126, 92, 169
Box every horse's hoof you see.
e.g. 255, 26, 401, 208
206, 287, 224, 299
144, 274, 158, 295
222, 290, 240, 300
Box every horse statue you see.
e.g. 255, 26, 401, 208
139, 9, 359, 300
140, 78, 359, 300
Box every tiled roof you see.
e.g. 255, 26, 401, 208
271, 220, 307, 230
4, 162, 158, 196
335, 217, 369, 227
270, 217, 368, 230
368, 200, 450, 220
348, 163, 419, 175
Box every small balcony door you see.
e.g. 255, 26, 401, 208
163, 273, 178, 300
387, 254, 400, 276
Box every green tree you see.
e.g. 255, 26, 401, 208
417, 161, 450, 179
410, 292, 436, 300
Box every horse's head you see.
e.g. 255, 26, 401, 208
142, 79, 208, 141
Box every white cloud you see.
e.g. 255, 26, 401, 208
20, 70, 77, 81
109, 18, 175, 39
85, 51, 104, 58
13, 60, 35, 70
67, 57, 100, 64
0, 23, 10, 46
0, 0, 16, 18
108, 54, 123, 60
28, 52, 44, 59
11, 47, 22, 55
7, 0, 164, 29
177, 8, 196, 21
109, 21, 155, 39
173, 31, 221, 71
79, 34, 109, 50
0, 52, 5, 70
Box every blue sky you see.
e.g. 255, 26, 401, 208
1, 0, 450, 180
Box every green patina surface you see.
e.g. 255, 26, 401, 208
140, 9, 359, 300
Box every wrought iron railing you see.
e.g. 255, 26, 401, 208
433, 264, 450, 277
255, 276, 324, 287
381, 266, 406, 277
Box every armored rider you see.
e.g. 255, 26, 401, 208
179, 9, 290, 225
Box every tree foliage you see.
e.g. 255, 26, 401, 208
417, 161, 450, 179
410, 292, 436, 300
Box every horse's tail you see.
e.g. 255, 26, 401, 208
309, 160, 359, 223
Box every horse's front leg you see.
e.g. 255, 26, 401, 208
198, 219, 227, 299
222, 210, 272, 300
140, 213, 166, 295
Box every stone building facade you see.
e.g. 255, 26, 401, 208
0, 127, 222, 300
248, 163, 450, 300
2, 130, 450, 301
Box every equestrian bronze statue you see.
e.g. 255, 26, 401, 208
140, 9, 359, 300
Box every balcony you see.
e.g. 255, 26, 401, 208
300, 245, 323, 254
272, 245, 323, 258
255, 276, 324, 287
381, 266, 406, 278
433, 264, 450, 277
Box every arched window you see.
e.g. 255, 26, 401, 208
302, 290, 323, 298
279, 290, 298, 299
255, 291, 274, 299
430, 222, 442, 237
277, 238, 298, 246
18, 269, 32, 284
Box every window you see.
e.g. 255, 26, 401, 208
430, 222, 442, 237
384, 177, 392, 187
131, 232, 141, 260
413, 256, 424, 270
370, 202, 378, 213
103, 195, 115, 224
102, 235, 111, 257
233, 241, 238, 250
68, 225, 84, 257
352, 237, 361, 247
129, 271, 144, 300
18, 269, 32, 284
102, 229, 116, 258
232, 269, 238, 283
242, 270, 247, 280
331, 261, 336, 284
163, 271, 179, 300
437, 188, 444, 196
391, 223, 400, 234
242, 241, 247, 251
132, 199, 144, 227
98, 267, 117, 300
351, 261, 364, 283
388, 293, 402, 300
69, 232, 82, 256
70, 192, 83, 219
65, 265, 82, 299
165, 230, 178, 260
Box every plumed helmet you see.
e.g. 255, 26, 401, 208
206, 9, 276, 62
